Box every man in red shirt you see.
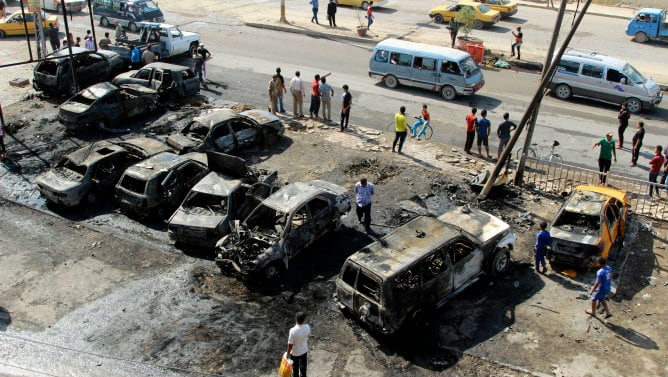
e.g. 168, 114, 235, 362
309, 72, 331, 118
464, 107, 477, 154
649, 145, 664, 197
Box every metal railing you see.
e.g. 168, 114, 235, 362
520, 158, 668, 221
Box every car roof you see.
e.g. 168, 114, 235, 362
194, 108, 242, 127
347, 216, 460, 279
261, 180, 336, 213
560, 48, 629, 69
79, 82, 118, 99
125, 152, 206, 178
191, 171, 242, 196
566, 186, 629, 214
141, 62, 192, 71
437, 206, 510, 244
116, 137, 171, 157
375, 38, 472, 61
66, 140, 127, 166
636, 8, 664, 15
47, 47, 91, 59
240, 109, 281, 126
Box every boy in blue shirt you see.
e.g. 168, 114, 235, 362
534, 221, 551, 273
587, 256, 612, 318
476, 109, 491, 158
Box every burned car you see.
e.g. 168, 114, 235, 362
166, 108, 285, 154
59, 82, 159, 131
168, 154, 278, 248
215, 180, 351, 279
336, 206, 516, 335
36, 137, 171, 207
111, 62, 200, 100
33, 47, 126, 96
115, 152, 209, 218
548, 185, 629, 267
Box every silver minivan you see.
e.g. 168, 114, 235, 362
368, 39, 485, 100
549, 48, 663, 113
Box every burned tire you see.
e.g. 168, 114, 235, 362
490, 247, 510, 277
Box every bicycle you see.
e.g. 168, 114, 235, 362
515, 139, 563, 163
384, 117, 433, 141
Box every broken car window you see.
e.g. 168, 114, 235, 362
422, 249, 449, 280
554, 211, 601, 236
183, 192, 227, 216
308, 196, 330, 218
357, 272, 380, 302
341, 264, 357, 287
394, 265, 420, 292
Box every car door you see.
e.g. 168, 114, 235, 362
420, 247, 454, 308
601, 201, 619, 259
119, 88, 147, 119
410, 56, 438, 89
151, 69, 164, 91
77, 53, 107, 88
283, 204, 313, 259
230, 119, 258, 150
306, 196, 336, 238
389, 52, 413, 82
92, 154, 126, 192
578, 63, 605, 99
603, 67, 634, 105
446, 237, 485, 290
4, 13, 26, 36
209, 122, 235, 153
130, 67, 153, 87
99, 91, 123, 124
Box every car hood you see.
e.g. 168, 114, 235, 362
166, 133, 198, 152
430, 5, 451, 13
551, 227, 599, 246
169, 209, 223, 230
36, 170, 83, 192
111, 71, 136, 83
643, 79, 661, 96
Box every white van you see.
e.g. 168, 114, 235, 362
549, 48, 662, 113
368, 39, 485, 100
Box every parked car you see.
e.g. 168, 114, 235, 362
0, 10, 59, 39
33, 47, 127, 96
93, 0, 164, 32
58, 82, 158, 131
115, 152, 209, 218
108, 22, 200, 61
40, 0, 86, 13
335, 206, 516, 335
111, 62, 200, 100
429, 0, 501, 28
336, 0, 388, 10
36, 137, 171, 207
471, 0, 518, 18
167, 154, 278, 248
548, 185, 629, 268
166, 108, 285, 154
215, 180, 351, 279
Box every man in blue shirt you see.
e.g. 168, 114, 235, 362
130, 45, 142, 69
534, 221, 551, 273
587, 257, 612, 318
476, 109, 491, 158
354, 177, 375, 233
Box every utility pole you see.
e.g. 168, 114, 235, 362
280, 0, 287, 23
35, 10, 47, 60
514, 0, 569, 185
478, 0, 593, 199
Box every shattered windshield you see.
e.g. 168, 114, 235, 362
245, 204, 288, 231
53, 158, 88, 181
183, 192, 228, 216
70, 94, 97, 106
553, 211, 601, 236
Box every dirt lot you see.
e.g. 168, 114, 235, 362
0, 96, 667, 377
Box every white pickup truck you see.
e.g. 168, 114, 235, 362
110, 22, 200, 61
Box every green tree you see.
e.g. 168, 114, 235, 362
454, 6, 476, 37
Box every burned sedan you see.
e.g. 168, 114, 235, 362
216, 180, 351, 279
59, 82, 159, 131
336, 206, 516, 335
112, 62, 200, 100
549, 185, 629, 268
115, 152, 209, 218
167, 154, 278, 248
166, 108, 285, 154
36, 137, 171, 207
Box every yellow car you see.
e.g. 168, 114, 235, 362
336, 0, 389, 11
0, 11, 59, 39
472, 0, 518, 18
429, 0, 501, 29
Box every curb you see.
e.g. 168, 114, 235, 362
518, 1, 631, 21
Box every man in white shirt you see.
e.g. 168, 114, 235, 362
287, 311, 310, 377
289, 71, 306, 118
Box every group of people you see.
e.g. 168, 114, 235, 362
308, 0, 374, 29
47, 25, 98, 53
462, 107, 518, 160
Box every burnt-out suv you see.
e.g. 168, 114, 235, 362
335, 206, 516, 335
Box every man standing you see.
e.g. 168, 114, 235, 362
355, 177, 375, 233
114, 21, 123, 41
142, 44, 157, 65
276, 68, 286, 113
84, 30, 95, 50
534, 221, 551, 274
192, 51, 207, 89
648, 145, 664, 197
327, 0, 337, 27
290, 71, 306, 118
592, 132, 617, 184
287, 312, 311, 377
130, 45, 142, 69
48, 23, 60, 52
340, 84, 352, 131
511, 26, 523, 60
99, 32, 112, 50
197, 44, 211, 79
310, 73, 330, 118
586, 257, 612, 319
630, 121, 645, 167
476, 109, 491, 158
617, 103, 631, 149
309, 0, 319, 24
448, 19, 459, 48
268, 74, 279, 114
464, 107, 477, 154
318, 76, 334, 121
496, 112, 517, 160
392, 106, 408, 154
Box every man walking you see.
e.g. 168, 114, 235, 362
327, 0, 337, 27
290, 71, 306, 118
586, 257, 612, 319
448, 19, 459, 48
392, 106, 408, 154
318, 76, 334, 121
617, 103, 630, 149
309, 0, 319, 24
340, 84, 352, 131
355, 177, 375, 233
592, 132, 616, 184
464, 107, 477, 154
366, 1, 374, 29
287, 312, 311, 377
496, 112, 517, 160
511, 27, 523, 60
630, 121, 645, 167
476, 109, 491, 158
191, 51, 207, 89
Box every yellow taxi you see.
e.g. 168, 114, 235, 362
429, 0, 501, 29
0, 11, 59, 39
472, 0, 518, 18
336, 0, 389, 11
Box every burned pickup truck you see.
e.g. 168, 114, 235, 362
167, 154, 278, 248
215, 180, 351, 279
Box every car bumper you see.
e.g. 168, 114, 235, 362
37, 184, 81, 207
501, 8, 518, 17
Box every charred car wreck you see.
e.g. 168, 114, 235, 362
215, 180, 351, 279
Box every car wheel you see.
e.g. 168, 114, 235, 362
633, 32, 648, 43
384, 75, 398, 89
128, 22, 138, 33
554, 84, 572, 100
490, 247, 510, 277
100, 17, 110, 27
433, 14, 444, 23
625, 98, 642, 114
0, 30, 6, 39
473, 20, 484, 29
84, 190, 98, 205
361, 1, 370, 10
440, 85, 456, 100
